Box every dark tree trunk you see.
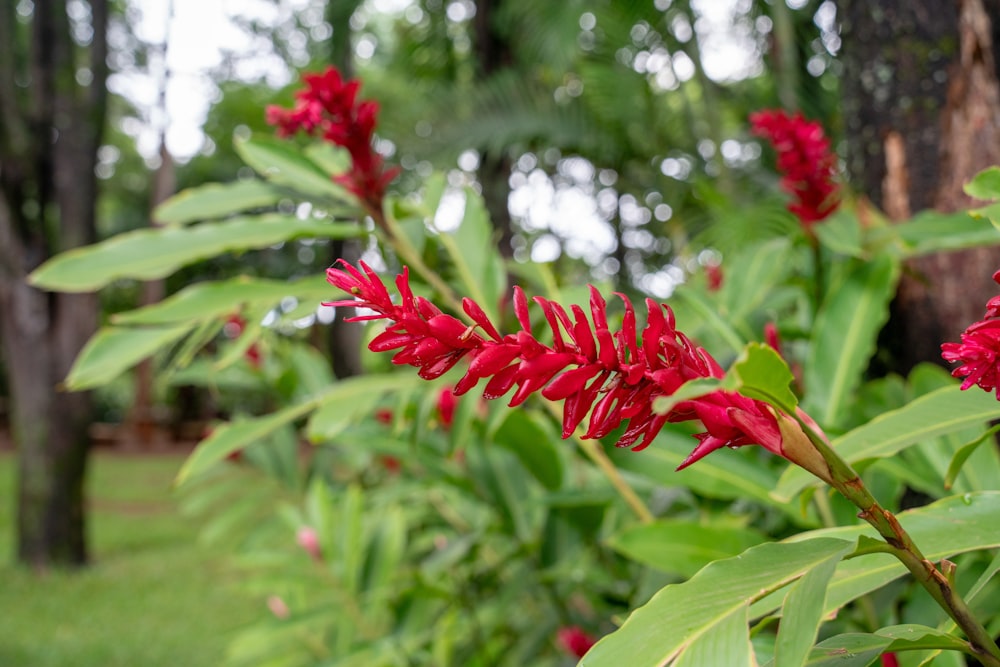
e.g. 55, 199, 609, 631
474, 0, 515, 259
841, 0, 1000, 373
326, 0, 365, 379
0, 0, 108, 567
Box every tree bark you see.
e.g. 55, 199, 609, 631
473, 0, 516, 259
0, 0, 108, 567
323, 1, 366, 380
841, 0, 1000, 373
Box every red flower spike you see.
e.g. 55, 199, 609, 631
942, 269, 1000, 399
327, 260, 810, 470
750, 109, 840, 228
267, 66, 397, 212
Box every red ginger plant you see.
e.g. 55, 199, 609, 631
266, 67, 399, 213
750, 109, 840, 228
327, 261, 816, 470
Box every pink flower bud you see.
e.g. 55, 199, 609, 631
296, 526, 321, 561
267, 595, 290, 619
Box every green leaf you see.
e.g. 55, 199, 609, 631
303, 142, 351, 175
64, 323, 194, 390
752, 492, 1000, 619
112, 275, 332, 325
608, 519, 767, 578
804, 625, 971, 666
814, 208, 863, 257
609, 430, 815, 525
235, 136, 352, 203
492, 409, 565, 491
29, 214, 362, 292
890, 210, 1000, 256
774, 551, 843, 667
944, 424, 1000, 490
175, 399, 318, 485
964, 165, 1000, 200
726, 343, 798, 414
671, 606, 755, 667
802, 254, 899, 427
720, 238, 796, 321
437, 188, 506, 323
306, 373, 423, 442
774, 384, 1000, 501
579, 538, 855, 667
970, 201, 1000, 229
153, 180, 286, 225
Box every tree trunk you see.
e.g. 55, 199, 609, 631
841, 0, 1000, 373
474, 0, 516, 259
324, 0, 366, 380
0, 0, 108, 567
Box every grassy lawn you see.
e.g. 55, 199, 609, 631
0, 450, 258, 667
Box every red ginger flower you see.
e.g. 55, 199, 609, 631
750, 109, 840, 226
557, 626, 597, 658
942, 270, 1000, 398
266, 67, 399, 212
326, 261, 793, 470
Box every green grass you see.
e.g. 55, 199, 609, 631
0, 451, 258, 667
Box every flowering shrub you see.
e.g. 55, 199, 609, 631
33, 66, 1000, 667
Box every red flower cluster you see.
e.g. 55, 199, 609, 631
266, 67, 399, 212
327, 261, 790, 469
557, 626, 597, 658
942, 270, 1000, 399
750, 109, 839, 226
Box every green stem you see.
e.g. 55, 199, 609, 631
544, 403, 654, 525
372, 207, 465, 315
796, 417, 1000, 666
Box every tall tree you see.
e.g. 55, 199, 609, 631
0, 0, 109, 566
841, 0, 1000, 372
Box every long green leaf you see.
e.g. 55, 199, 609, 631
153, 180, 286, 225
774, 384, 1000, 501
235, 136, 353, 203
579, 538, 855, 667
64, 323, 194, 390
29, 214, 361, 292
177, 374, 414, 484
751, 492, 1000, 619
803, 625, 970, 667
175, 399, 318, 485
774, 551, 843, 667
608, 519, 767, 578
113, 275, 332, 325
607, 431, 816, 525
890, 210, 1000, 256
802, 254, 899, 427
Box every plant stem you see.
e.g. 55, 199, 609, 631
796, 418, 1000, 666
373, 207, 466, 315
545, 403, 654, 525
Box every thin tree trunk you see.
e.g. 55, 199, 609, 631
841, 0, 1000, 374
326, 0, 365, 379
0, 0, 108, 567
474, 0, 515, 258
